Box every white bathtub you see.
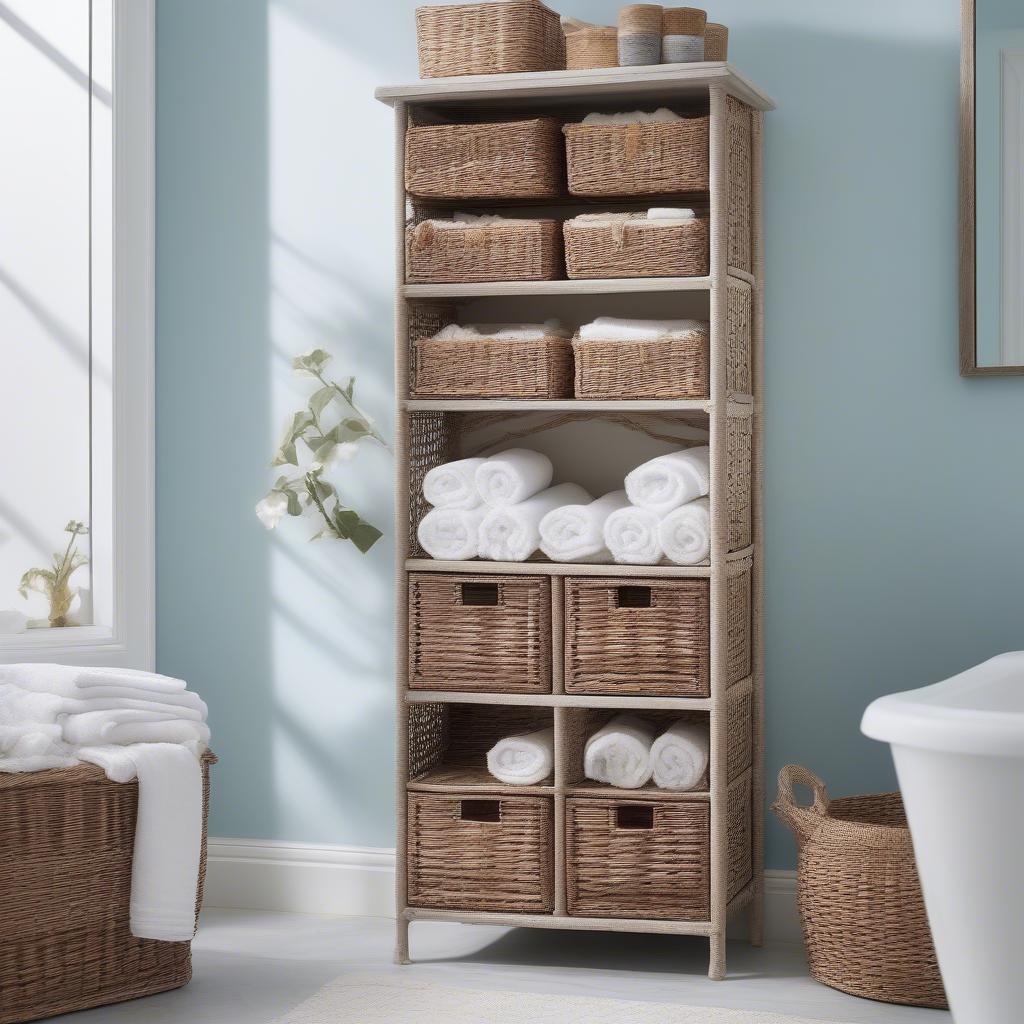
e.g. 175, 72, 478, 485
862, 652, 1024, 1024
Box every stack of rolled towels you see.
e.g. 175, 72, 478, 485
418, 443, 712, 566
585, 713, 709, 791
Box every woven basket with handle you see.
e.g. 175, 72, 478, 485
772, 764, 947, 1009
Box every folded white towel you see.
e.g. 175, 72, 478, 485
475, 448, 554, 508
75, 667, 187, 694
79, 743, 203, 941
625, 446, 711, 516
432, 320, 568, 343
584, 714, 656, 789
452, 211, 513, 225
0, 662, 83, 699
539, 490, 629, 563
581, 108, 684, 125
647, 207, 697, 220
603, 505, 665, 565
60, 694, 207, 722
479, 484, 591, 562
486, 727, 555, 786
578, 317, 709, 342
568, 211, 696, 229
416, 506, 487, 561
63, 709, 211, 747
650, 720, 709, 791
422, 457, 487, 510
0, 684, 77, 771
658, 496, 711, 565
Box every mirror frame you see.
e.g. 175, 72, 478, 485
961, 0, 1024, 375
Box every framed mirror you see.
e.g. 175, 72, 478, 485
961, 0, 1024, 375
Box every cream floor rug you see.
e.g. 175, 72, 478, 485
276, 973, 852, 1024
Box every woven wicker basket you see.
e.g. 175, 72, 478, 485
406, 117, 564, 201
572, 328, 709, 400
408, 573, 552, 693
564, 215, 710, 279
415, 1, 565, 79
415, 332, 574, 399
773, 765, 948, 1009
563, 116, 710, 197
565, 26, 618, 69
406, 219, 562, 284
0, 753, 215, 1024
407, 792, 555, 912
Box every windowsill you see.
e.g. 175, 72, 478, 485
0, 624, 123, 655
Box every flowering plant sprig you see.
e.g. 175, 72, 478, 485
255, 349, 385, 553
19, 520, 90, 627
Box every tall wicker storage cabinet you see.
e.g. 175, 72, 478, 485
376, 64, 772, 980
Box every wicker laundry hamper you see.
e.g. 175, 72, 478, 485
0, 752, 216, 1024
773, 765, 947, 1009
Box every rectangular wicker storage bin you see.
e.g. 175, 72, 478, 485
415, 2, 565, 79
406, 218, 562, 284
566, 797, 710, 920
563, 116, 710, 198
407, 702, 553, 789
0, 754, 214, 1024
563, 216, 710, 279
407, 792, 555, 913
563, 578, 711, 697
406, 117, 564, 201
408, 573, 552, 693
572, 329, 709, 399
414, 332, 574, 399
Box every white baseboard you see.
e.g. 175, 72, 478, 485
206, 838, 801, 944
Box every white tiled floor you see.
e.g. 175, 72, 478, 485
50, 910, 951, 1023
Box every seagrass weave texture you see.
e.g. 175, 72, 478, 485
565, 27, 619, 69
406, 219, 562, 284
572, 331, 709, 400
405, 117, 564, 200
0, 754, 215, 1024
727, 97, 753, 272
727, 417, 753, 550
415, 2, 565, 79
727, 278, 753, 395
773, 766, 947, 1009
563, 216, 710, 279
566, 798, 710, 919
407, 793, 555, 912
563, 117, 710, 197
408, 573, 552, 693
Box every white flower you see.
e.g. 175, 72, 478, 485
255, 491, 289, 530
312, 441, 358, 471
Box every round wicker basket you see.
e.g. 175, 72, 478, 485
773, 765, 947, 1009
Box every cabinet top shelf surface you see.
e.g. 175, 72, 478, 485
375, 62, 775, 112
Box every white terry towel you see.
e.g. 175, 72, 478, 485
479, 484, 591, 562
647, 207, 697, 220
416, 506, 487, 561
603, 505, 665, 565
475, 448, 554, 508
422, 457, 487, 510
625, 445, 711, 516
0, 683, 77, 772
658, 496, 711, 565
539, 490, 629, 563
486, 727, 554, 786
584, 714, 656, 789
581, 108, 684, 125
75, 667, 187, 694
79, 743, 203, 941
432, 319, 568, 343
578, 317, 708, 342
650, 720, 709, 791
63, 709, 211, 748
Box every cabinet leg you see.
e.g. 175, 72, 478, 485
395, 917, 410, 965
708, 931, 726, 980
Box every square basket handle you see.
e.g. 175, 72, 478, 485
460, 799, 502, 823
615, 805, 655, 830
460, 582, 501, 607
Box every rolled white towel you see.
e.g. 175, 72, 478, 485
539, 490, 629, 563
578, 317, 708, 342
584, 714, 656, 789
479, 484, 591, 562
625, 446, 711, 516
486, 727, 554, 786
658, 496, 711, 565
62, 709, 211, 748
422, 458, 487, 510
650, 719, 709, 791
581, 108, 684, 125
416, 506, 486, 561
475, 448, 554, 508
603, 505, 665, 565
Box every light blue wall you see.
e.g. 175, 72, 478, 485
156, 0, 1024, 869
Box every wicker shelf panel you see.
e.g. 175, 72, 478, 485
727, 277, 752, 397
727, 416, 753, 552
727, 96, 753, 273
